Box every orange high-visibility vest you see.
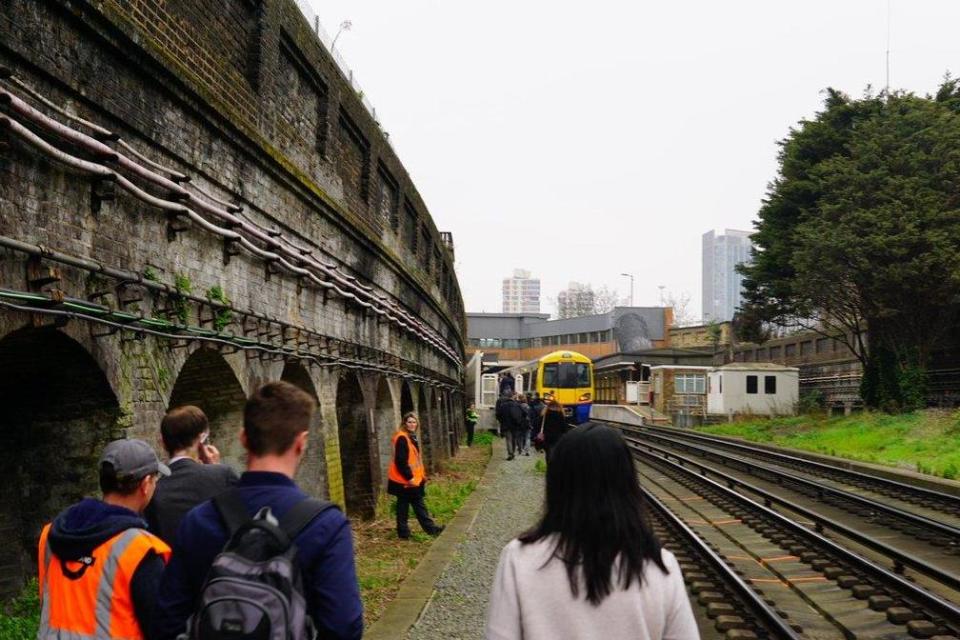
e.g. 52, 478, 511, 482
37, 521, 171, 639
388, 430, 426, 487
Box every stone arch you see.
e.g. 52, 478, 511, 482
168, 348, 247, 468
336, 371, 375, 519
0, 326, 122, 597
373, 377, 397, 480
281, 362, 326, 497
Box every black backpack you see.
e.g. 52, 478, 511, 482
180, 489, 337, 640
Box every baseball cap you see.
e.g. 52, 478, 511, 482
100, 439, 171, 480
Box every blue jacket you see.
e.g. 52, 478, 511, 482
152, 471, 363, 640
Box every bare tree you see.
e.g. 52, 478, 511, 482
553, 283, 621, 318
663, 291, 696, 327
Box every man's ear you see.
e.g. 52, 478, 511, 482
295, 430, 309, 456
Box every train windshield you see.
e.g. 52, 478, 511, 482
542, 362, 590, 388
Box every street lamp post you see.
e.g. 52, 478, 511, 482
331, 20, 352, 53
620, 273, 634, 307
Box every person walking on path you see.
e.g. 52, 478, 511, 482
37, 439, 172, 640
153, 381, 363, 640
465, 402, 480, 447
517, 394, 532, 456
389, 411, 445, 540
497, 394, 524, 460
541, 398, 568, 463
145, 405, 239, 544
486, 423, 698, 640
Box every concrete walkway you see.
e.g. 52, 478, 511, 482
365, 438, 545, 640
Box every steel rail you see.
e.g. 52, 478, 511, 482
634, 422, 960, 509
624, 433, 960, 595
622, 424, 960, 544
639, 483, 802, 638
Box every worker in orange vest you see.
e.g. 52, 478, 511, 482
387, 412, 444, 539
37, 439, 172, 639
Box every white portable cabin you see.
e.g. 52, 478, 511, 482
707, 363, 799, 417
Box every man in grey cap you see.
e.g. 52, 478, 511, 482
36, 439, 173, 639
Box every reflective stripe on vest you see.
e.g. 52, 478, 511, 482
388, 430, 425, 486
38, 523, 171, 639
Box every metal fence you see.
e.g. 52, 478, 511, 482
292, 0, 391, 148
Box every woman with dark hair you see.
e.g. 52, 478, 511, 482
486, 423, 698, 640
541, 398, 568, 463
387, 412, 444, 539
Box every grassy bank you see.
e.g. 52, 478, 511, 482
697, 410, 960, 479
0, 579, 39, 640
352, 431, 494, 627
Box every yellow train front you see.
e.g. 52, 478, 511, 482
511, 350, 594, 425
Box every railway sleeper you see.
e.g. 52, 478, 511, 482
638, 453, 960, 638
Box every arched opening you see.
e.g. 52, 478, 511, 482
281, 362, 326, 496
0, 327, 121, 597
168, 348, 246, 468
431, 390, 446, 462
373, 378, 396, 479
400, 381, 414, 414
336, 372, 374, 519
417, 385, 436, 472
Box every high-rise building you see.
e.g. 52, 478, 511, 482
702, 229, 753, 322
502, 269, 541, 313
556, 282, 596, 319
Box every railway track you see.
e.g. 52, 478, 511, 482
597, 420, 960, 638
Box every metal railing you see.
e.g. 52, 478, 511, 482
292, 1, 391, 149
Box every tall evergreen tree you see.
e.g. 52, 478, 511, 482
740, 81, 960, 410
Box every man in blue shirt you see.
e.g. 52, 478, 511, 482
153, 381, 363, 640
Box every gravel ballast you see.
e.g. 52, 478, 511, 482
405, 445, 545, 640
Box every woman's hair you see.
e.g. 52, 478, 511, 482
519, 423, 667, 605
400, 411, 419, 429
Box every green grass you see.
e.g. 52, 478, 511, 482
0, 579, 39, 640
697, 409, 960, 478
352, 438, 493, 627
534, 459, 547, 474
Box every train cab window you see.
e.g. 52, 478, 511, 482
543, 364, 559, 387
746, 375, 758, 394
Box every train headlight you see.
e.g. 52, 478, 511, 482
578, 392, 592, 402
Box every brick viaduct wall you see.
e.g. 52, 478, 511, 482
0, 0, 466, 595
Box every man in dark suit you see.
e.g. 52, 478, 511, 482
145, 405, 238, 544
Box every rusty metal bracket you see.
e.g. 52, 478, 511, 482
166, 211, 190, 241
91, 176, 116, 215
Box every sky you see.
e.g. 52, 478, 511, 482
306, 0, 960, 319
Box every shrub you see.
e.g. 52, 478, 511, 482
0, 579, 40, 640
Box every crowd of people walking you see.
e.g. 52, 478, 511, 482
33, 378, 693, 640
494, 390, 570, 462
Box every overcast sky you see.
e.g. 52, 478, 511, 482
306, 0, 960, 319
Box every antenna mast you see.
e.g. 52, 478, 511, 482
885, 0, 891, 94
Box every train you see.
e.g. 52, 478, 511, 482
501, 350, 594, 424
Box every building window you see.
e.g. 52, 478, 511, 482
801, 341, 813, 356
746, 375, 758, 394
764, 375, 777, 394
719, 375, 722, 393
769, 346, 782, 360
675, 373, 706, 394
755, 348, 767, 361
579, 332, 590, 344
784, 344, 797, 357
816, 337, 830, 354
